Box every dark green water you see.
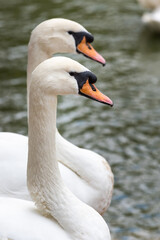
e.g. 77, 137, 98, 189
0, 0, 160, 239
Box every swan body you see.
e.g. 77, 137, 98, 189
138, 0, 160, 31
0, 18, 113, 214
0, 198, 71, 240
0, 132, 113, 213
0, 57, 112, 240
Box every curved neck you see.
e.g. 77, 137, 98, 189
27, 87, 62, 206
27, 83, 107, 239
27, 81, 110, 239
27, 88, 70, 224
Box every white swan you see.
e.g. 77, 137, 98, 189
0, 18, 113, 214
138, 0, 160, 31
0, 57, 112, 240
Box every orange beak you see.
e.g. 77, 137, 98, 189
79, 79, 113, 106
77, 36, 106, 66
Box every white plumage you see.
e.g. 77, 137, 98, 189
0, 18, 113, 214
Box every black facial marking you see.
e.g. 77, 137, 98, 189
69, 72, 75, 76
68, 31, 94, 46
69, 71, 112, 107
69, 71, 97, 91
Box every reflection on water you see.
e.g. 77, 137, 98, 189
0, 0, 160, 239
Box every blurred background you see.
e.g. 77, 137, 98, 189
0, 0, 160, 239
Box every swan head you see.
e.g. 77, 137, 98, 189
31, 56, 113, 106
30, 18, 106, 65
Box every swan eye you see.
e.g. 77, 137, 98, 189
69, 72, 75, 76
68, 31, 73, 35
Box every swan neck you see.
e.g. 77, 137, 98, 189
27, 88, 80, 234
27, 42, 51, 92
27, 86, 75, 228
27, 79, 110, 239
27, 90, 58, 179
